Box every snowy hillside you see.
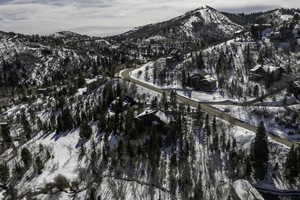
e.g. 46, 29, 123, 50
255, 8, 300, 25
181, 6, 244, 38
115, 6, 244, 44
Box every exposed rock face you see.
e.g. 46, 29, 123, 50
229, 180, 265, 200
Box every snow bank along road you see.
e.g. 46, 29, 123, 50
163, 73, 300, 107
255, 185, 300, 197
121, 68, 299, 148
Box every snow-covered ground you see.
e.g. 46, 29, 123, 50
177, 90, 236, 102
130, 62, 238, 103
216, 104, 300, 140
27, 130, 82, 188
180, 6, 243, 38
233, 180, 264, 200
227, 123, 255, 149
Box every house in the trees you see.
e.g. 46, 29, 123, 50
0, 121, 8, 130
170, 49, 184, 62
261, 27, 273, 38
270, 31, 281, 42
124, 96, 136, 105
189, 73, 217, 92
0, 122, 8, 138
109, 96, 136, 113
166, 56, 175, 68
250, 65, 285, 82
165, 50, 183, 68
135, 108, 171, 127
249, 65, 266, 81
37, 88, 50, 96
251, 24, 273, 39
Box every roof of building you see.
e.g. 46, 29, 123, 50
250, 65, 283, 73
136, 108, 171, 124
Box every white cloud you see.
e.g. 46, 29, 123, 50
0, 0, 298, 36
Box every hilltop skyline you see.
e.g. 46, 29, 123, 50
0, 0, 298, 36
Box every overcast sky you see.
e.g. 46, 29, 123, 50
0, 0, 299, 36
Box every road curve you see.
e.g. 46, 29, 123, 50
121, 68, 298, 148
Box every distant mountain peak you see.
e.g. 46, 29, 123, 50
201, 5, 216, 10
116, 5, 243, 42
54, 31, 82, 38
188, 5, 217, 14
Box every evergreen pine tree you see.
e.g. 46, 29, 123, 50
257, 51, 264, 66
12, 163, 24, 180
160, 92, 168, 112
285, 145, 299, 183
205, 114, 211, 137
21, 148, 32, 169
0, 162, 9, 184
245, 156, 252, 178
244, 45, 254, 75
212, 116, 217, 134
20, 111, 32, 140
61, 107, 74, 131
35, 156, 44, 175
196, 52, 204, 70
0, 124, 11, 145
79, 121, 92, 140
170, 90, 177, 110
193, 174, 203, 200
182, 69, 186, 88
251, 122, 269, 180
193, 105, 203, 133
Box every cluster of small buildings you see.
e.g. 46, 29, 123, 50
118, 36, 200, 60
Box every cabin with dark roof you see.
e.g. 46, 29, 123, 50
189, 73, 217, 92
0, 121, 8, 135
250, 65, 285, 82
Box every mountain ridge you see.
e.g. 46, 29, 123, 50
109, 5, 244, 47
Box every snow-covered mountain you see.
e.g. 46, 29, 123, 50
0, 5, 300, 200
53, 31, 87, 38
116, 6, 244, 43
0, 31, 125, 88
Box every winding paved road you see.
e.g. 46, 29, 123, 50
121, 67, 300, 197
121, 68, 299, 148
